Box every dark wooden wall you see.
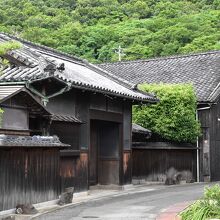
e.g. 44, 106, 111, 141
0, 148, 60, 211
197, 104, 220, 182
123, 150, 132, 184
48, 90, 89, 191
60, 152, 88, 192
132, 148, 197, 181
209, 101, 220, 181
47, 90, 76, 116
198, 108, 211, 182
50, 122, 80, 150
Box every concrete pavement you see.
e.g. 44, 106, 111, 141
31, 182, 214, 220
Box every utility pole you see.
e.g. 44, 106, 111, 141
115, 45, 125, 62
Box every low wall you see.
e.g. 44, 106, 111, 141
0, 148, 60, 211
132, 142, 197, 182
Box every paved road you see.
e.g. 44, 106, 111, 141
35, 183, 215, 220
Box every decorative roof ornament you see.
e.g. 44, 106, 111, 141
57, 63, 65, 71
43, 63, 56, 76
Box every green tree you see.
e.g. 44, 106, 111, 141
0, 0, 218, 62
133, 83, 201, 143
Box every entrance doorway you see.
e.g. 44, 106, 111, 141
89, 120, 121, 185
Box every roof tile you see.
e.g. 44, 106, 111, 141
98, 51, 220, 102
0, 134, 69, 147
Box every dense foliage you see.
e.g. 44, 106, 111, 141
0, 0, 219, 63
0, 40, 21, 69
0, 41, 21, 56
132, 83, 201, 143
181, 185, 220, 220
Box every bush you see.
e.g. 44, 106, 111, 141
133, 83, 201, 143
181, 184, 220, 220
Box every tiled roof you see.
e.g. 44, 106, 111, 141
0, 85, 24, 101
51, 114, 82, 123
0, 85, 51, 116
98, 51, 220, 102
132, 123, 151, 134
0, 135, 69, 147
0, 33, 157, 103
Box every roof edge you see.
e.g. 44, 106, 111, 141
0, 32, 85, 64
98, 50, 220, 66
0, 86, 51, 115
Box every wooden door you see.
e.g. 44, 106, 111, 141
89, 120, 121, 186
98, 121, 120, 185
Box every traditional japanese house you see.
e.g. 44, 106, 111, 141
0, 85, 69, 211
0, 32, 157, 203
99, 51, 220, 182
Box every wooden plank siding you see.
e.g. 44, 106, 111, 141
209, 101, 220, 181
123, 150, 132, 184
132, 148, 197, 181
198, 108, 211, 182
0, 148, 60, 211
60, 152, 88, 192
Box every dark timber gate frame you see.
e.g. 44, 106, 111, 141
89, 110, 123, 185
46, 90, 134, 191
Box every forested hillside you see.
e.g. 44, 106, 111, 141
0, 0, 219, 63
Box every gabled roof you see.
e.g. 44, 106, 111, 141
51, 114, 82, 123
0, 85, 24, 101
0, 85, 51, 116
0, 33, 157, 103
98, 51, 220, 102
132, 123, 151, 135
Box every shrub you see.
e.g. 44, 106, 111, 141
181, 184, 220, 220
133, 83, 201, 143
